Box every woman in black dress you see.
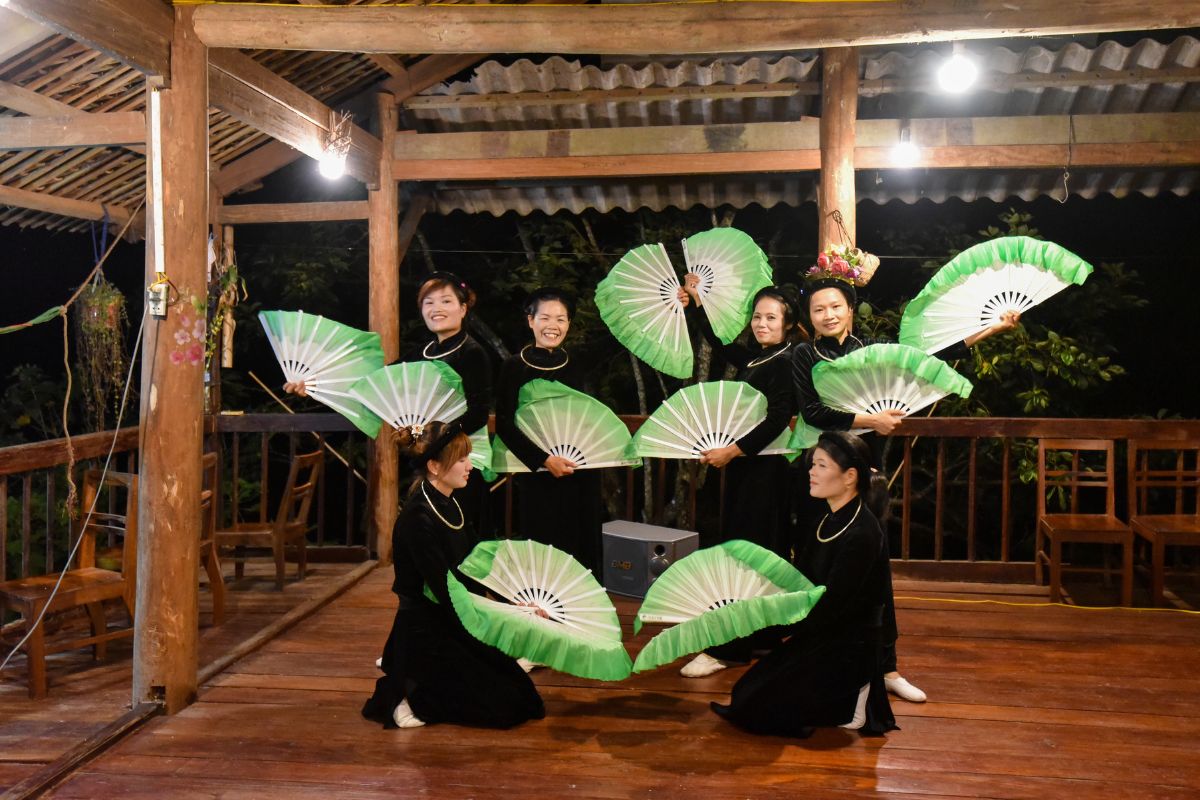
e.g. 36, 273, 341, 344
711, 431, 898, 738
793, 270, 1020, 703
495, 288, 603, 573
362, 421, 544, 729
675, 281, 805, 677
404, 272, 494, 535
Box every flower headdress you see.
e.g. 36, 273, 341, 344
804, 244, 880, 288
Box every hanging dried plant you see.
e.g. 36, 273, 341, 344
74, 278, 129, 431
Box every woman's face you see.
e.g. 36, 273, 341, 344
432, 451, 473, 491
421, 286, 468, 339
527, 299, 571, 349
808, 446, 857, 500
751, 296, 787, 347
808, 287, 852, 340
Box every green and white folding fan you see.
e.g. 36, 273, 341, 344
349, 360, 466, 437
682, 228, 774, 344
468, 427, 496, 482
259, 310, 384, 437
631, 539, 825, 673
447, 539, 633, 681
812, 344, 972, 428
786, 417, 823, 452
631, 380, 794, 459
490, 380, 639, 473
596, 243, 693, 379
899, 236, 1093, 354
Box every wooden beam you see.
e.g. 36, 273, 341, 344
819, 47, 858, 252
0, 183, 133, 226
0, 80, 147, 156
133, 5, 207, 716
208, 50, 381, 188
368, 93, 400, 564
0, 112, 145, 151
214, 53, 481, 197
389, 113, 1200, 180
291, 0, 410, 79
217, 200, 370, 225
191, 1, 1200, 55
3, 0, 170, 79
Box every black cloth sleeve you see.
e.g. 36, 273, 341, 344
495, 359, 550, 472
687, 306, 753, 369
935, 340, 971, 363
792, 344, 856, 430
455, 345, 493, 436
735, 360, 796, 456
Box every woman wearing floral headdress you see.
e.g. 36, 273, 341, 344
793, 245, 1020, 704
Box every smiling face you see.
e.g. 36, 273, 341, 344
750, 296, 787, 347
428, 447, 473, 491
420, 286, 468, 341
527, 299, 571, 349
808, 446, 858, 501
808, 287, 853, 341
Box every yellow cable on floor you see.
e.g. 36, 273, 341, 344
895, 596, 1200, 616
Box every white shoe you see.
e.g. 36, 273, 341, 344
885, 675, 927, 703
516, 657, 544, 673
375, 657, 383, 670
392, 699, 426, 728
839, 683, 870, 730
680, 653, 729, 678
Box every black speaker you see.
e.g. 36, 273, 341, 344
601, 520, 699, 598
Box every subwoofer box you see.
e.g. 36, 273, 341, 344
601, 520, 699, 598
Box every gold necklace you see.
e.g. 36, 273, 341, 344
520, 344, 568, 371
423, 336, 465, 360
746, 342, 792, 368
421, 481, 464, 530
816, 498, 862, 543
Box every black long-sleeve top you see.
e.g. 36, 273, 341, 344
690, 308, 797, 456
793, 497, 889, 638
391, 481, 482, 617
495, 345, 584, 471
791, 334, 970, 431
403, 328, 493, 435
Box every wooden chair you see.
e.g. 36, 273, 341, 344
1035, 439, 1133, 606
1127, 439, 1200, 607
214, 450, 323, 591
199, 451, 226, 625
0, 470, 137, 699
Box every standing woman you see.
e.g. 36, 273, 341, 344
711, 431, 898, 738
495, 288, 603, 573
362, 421, 544, 729
793, 266, 1019, 703
405, 272, 494, 535
675, 281, 805, 677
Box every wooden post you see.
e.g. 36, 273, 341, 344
818, 47, 859, 251
133, 5, 207, 714
367, 93, 400, 562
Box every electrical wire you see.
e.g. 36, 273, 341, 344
0, 306, 148, 676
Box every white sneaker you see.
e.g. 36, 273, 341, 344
680, 653, 729, 678
839, 683, 870, 730
375, 656, 383, 670
885, 675, 927, 703
392, 699, 426, 728
516, 658, 542, 673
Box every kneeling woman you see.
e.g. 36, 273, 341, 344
362, 421, 544, 729
712, 431, 898, 738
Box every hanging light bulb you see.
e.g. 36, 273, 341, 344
318, 110, 352, 181
318, 150, 347, 180
890, 123, 920, 168
938, 46, 978, 94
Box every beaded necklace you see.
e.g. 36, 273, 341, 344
816, 497, 863, 543
421, 481, 464, 531
520, 344, 568, 371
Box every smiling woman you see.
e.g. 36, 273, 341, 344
494, 287, 604, 572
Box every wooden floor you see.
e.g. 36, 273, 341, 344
26, 569, 1200, 799
0, 560, 365, 795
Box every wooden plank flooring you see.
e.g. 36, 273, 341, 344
37, 570, 1200, 799
0, 561, 365, 795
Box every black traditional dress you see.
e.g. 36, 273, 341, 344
790, 333, 969, 673
495, 345, 603, 573
690, 309, 797, 559
362, 481, 544, 729
403, 328, 494, 536
712, 497, 898, 738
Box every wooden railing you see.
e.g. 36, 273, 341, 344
5, 416, 1199, 585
